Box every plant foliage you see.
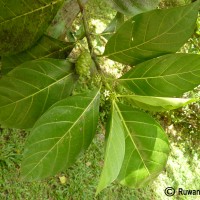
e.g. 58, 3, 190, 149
0, 0, 200, 195
106, 0, 160, 16
0, 59, 77, 128
115, 103, 169, 188
0, 0, 65, 56
104, 1, 199, 65
1, 35, 74, 74
21, 89, 100, 180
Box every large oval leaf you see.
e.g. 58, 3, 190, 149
104, 1, 200, 65
115, 103, 169, 187
0, 0, 64, 56
119, 95, 196, 112
21, 89, 100, 181
0, 58, 77, 129
96, 101, 125, 194
107, 0, 160, 16
1, 34, 74, 74
119, 54, 200, 97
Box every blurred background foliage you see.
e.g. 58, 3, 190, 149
0, 0, 199, 199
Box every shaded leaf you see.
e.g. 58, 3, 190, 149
0, 0, 64, 56
1, 35, 74, 74
102, 12, 124, 40
0, 58, 77, 129
119, 54, 200, 97
75, 23, 86, 40
120, 94, 196, 112
107, 0, 160, 16
115, 103, 169, 187
21, 89, 100, 180
104, 1, 200, 65
96, 101, 125, 194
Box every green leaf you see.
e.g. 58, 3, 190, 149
0, 0, 64, 56
102, 12, 124, 40
115, 103, 169, 187
107, 0, 160, 16
96, 101, 125, 194
1, 35, 74, 74
21, 89, 100, 181
119, 54, 200, 97
0, 58, 77, 129
75, 23, 86, 40
104, 1, 200, 65
119, 94, 196, 112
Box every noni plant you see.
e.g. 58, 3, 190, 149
0, 0, 200, 195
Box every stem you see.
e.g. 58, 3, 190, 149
77, 0, 101, 71
116, 95, 133, 98
76, 0, 114, 93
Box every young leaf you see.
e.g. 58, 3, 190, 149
0, 0, 64, 56
21, 89, 100, 181
119, 54, 200, 97
0, 58, 77, 129
107, 0, 160, 16
1, 35, 74, 74
120, 95, 196, 112
115, 103, 169, 187
104, 1, 200, 65
96, 101, 125, 194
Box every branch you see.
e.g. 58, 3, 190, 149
76, 0, 101, 71
47, 0, 88, 40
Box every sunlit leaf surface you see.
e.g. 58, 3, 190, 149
96, 101, 125, 194
0, 58, 77, 128
119, 54, 200, 97
21, 89, 100, 180
121, 95, 196, 112
104, 2, 200, 65
115, 103, 169, 187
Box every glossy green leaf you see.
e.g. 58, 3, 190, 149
119, 54, 200, 97
104, 1, 200, 65
21, 89, 100, 181
0, 0, 64, 56
107, 0, 160, 16
96, 101, 125, 194
0, 58, 77, 129
120, 95, 196, 112
102, 12, 124, 40
1, 35, 74, 74
115, 103, 169, 187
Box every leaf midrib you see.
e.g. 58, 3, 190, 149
20, 43, 74, 63
114, 102, 151, 176
118, 94, 191, 101
0, 0, 63, 25
120, 69, 199, 81
23, 90, 100, 178
0, 72, 73, 109
41, 44, 74, 59
105, 3, 195, 57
